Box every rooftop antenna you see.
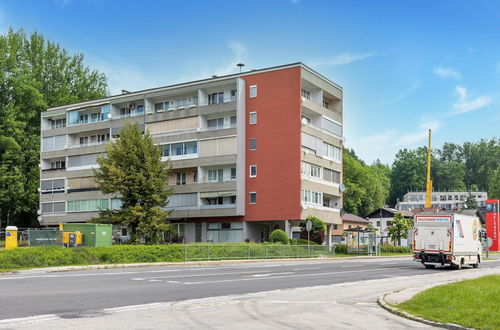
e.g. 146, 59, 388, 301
236, 63, 245, 72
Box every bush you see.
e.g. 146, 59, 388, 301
269, 229, 289, 244
380, 245, 411, 253
289, 238, 318, 245
334, 244, 347, 254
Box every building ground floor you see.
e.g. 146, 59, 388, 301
170, 219, 338, 245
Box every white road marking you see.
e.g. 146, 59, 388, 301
248, 272, 295, 277
183, 268, 389, 285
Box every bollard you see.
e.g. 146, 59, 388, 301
5, 226, 18, 250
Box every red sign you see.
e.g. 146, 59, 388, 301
485, 200, 500, 251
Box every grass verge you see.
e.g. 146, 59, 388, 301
397, 275, 500, 330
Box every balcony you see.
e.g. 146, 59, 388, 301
113, 107, 145, 120
68, 140, 110, 149
302, 97, 342, 124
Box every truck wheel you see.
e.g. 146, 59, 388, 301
424, 264, 435, 269
472, 255, 480, 268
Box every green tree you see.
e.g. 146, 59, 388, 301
465, 192, 478, 209
0, 28, 107, 227
489, 166, 500, 200
387, 212, 412, 246
389, 148, 427, 206
343, 150, 391, 216
93, 122, 172, 243
269, 229, 289, 244
300, 215, 326, 244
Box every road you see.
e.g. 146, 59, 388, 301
1, 257, 499, 329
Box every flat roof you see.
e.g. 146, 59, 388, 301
46, 62, 342, 112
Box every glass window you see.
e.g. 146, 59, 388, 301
249, 112, 257, 125
162, 144, 171, 157
249, 192, 257, 204
230, 116, 237, 126
250, 165, 257, 177
322, 117, 342, 136
185, 141, 198, 154
249, 138, 257, 151
324, 143, 341, 162
155, 103, 164, 111
230, 168, 236, 180
111, 198, 122, 210
249, 85, 257, 98
172, 143, 185, 156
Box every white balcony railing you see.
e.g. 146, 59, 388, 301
68, 140, 110, 149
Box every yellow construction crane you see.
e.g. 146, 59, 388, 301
425, 129, 432, 208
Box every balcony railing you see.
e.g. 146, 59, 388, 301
113, 110, 145, 120
165, 204, 235, 210
68, 140, 110, 149
198, 95, 236, 106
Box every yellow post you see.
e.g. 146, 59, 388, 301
425, 129, 432, 208
59, 223, 64, 231
5, 226, 18, 250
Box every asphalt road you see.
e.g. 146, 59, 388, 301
1, 257, 500, 321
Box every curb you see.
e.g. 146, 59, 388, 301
4, 254, 412, 275
377, 293, 471, 330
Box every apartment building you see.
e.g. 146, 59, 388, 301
396, 191, 488, 211
39, 63, 343, 243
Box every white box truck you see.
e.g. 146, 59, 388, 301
412, 212, 482, 269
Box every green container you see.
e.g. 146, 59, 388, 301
63, 223, 112, 247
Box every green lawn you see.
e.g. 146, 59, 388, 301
398, 275, 500, 330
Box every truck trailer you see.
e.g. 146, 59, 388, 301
412, 212, 482, 269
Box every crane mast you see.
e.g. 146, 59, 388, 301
425, 129, 432, 208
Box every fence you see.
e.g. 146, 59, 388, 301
183, 244, 335, 261
27, 229, 63, 247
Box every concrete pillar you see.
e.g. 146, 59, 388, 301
327, 224, 332, 246
284, 220, 291, 238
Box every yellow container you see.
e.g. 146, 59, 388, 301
63, 232, 83, 247
5, 226, 18, 250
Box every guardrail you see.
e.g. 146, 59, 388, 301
182, 244, 335, 261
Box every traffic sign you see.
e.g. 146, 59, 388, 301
306, 220, 312, 232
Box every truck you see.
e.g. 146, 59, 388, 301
412, 212, 482, 269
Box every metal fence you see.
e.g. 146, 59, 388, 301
183, 244, 335, 261
0, 229, 29, 249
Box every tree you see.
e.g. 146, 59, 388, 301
0, 28, 107, 227
465, 192, 478, 209
389, 148, 427, 206
300, 215, 326, 244
93, 122, 172, 243
387, 212, 412, 246
343, 150, 391, 216
489, 166, 500, 200
269, 229, 289, 244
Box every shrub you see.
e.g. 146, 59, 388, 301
334, 244, 347, 254
269, 230, 289, 244
289, 238, 317, 245
380, 244, 411, 253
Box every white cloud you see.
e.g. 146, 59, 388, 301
452, 86, 492, 114
433, 67, 461, 80
309, 52, 375, 68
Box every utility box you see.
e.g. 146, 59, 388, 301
5, 226, 18, 250
63, 232, 83, 247
63, 224, 112, 247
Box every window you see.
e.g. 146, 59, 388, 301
176, 172, 187, 185
376, 221, 380, 227
249, 192, 257, 204
333, 224, 338, 230
192, 171, 198, 183
249, 112, 257, 125
301, 89, 311, 100
41, 202, 65, 214
301, 162, 321, 179
111, 198, 123, 210
208, 92, 224, 105
230, 116, 237, 127
67, 199, 110, 212
50, 118, 66, 129
322, 117, 342, 137
50, 160, 66, 170
250, 165, 257, 178
67, 153, 99, 168
386, 221, 392, 226
154, 102, 164, 111
230, 168, 236, 180
207, 169, 224, 182
301, 189, 323, 205
42, 135, 66, 152
230, 196, 236, 204
323, 168, 341, 183
162, 141, 198, 157
249, 138, 257, 151
41, 179, 65, 193
121, 228, 128, 236
249, 85, 257, 98
230, 89, 237, 101
207, 117, 224, 130
167, 193, 198, 207
323, 143, 341, 162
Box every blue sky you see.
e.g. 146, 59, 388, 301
2, 0, 499, 164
